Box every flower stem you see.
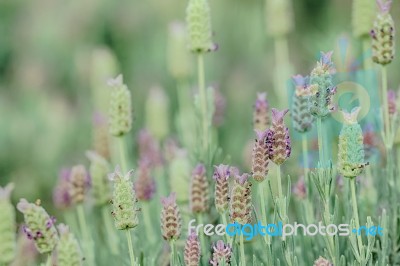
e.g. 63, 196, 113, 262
197, 54, 209, 164
142, 202, 154, 243
317, 117, 325, 167
301, 134, 309, 184
274, 36, 290, 107
45, 254, 51, 266
221, 213, 230, 243
77, 204, 94, 266
126, 230, 135, 266
170, 240, 175, 266
277, 165, 283, 198
118, 136, 128, 173
197, 213, 207, 259
258, 181, 269, 244
381, 66, 391, 149
240, 233, 246, 266
350, 178, 363, 252
101, 206, 119, 255
362, 37, 372, 71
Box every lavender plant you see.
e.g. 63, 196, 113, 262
0, 184, 16, 264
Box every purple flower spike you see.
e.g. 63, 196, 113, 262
192, 164, 206, 176
377, 0, 392, 13
213, 164, 230, 181
161, 192, 177, 208
320, 51, 334, 66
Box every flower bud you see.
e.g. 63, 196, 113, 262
213, 164, 230, 213
108, 74, 132, 136
184, 230, 200, 266
109, 167, 139, 230
313, 256, 333, 266
338, 107, 368, 178
167, 22, 192, 79
68, 165, 90, 205
53, 168, 72, 210
253, 92, 270, 131
86, 151, 111, 206
137, 129, 164, 167
264, 0, 294, 37
134, 160, 156, 201
168, 149, 191, 203
92, 112, 111, 160
186, 0, 217, 53
252, 130, 270, 182
56, 224, 82, 266
371, 0, 395, 65
17, 199, 58, 254
291, 75, 314, 133
309, 51, 337, 118
352, 0, 376, 38
210, 240, 232, 266
0, 184, 16, 264
230, 171, 252, 224
190, 164, 209, 213
160, 193, 182, 241
268, 109, 291, 165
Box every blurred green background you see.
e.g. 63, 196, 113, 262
0, 0, 399, 207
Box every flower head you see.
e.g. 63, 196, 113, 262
86, 151, 111, 206
109, 167, 139, 230
161, 192, 182, 241
134, 159, 156, 201
56, 224, 82, 266
252, 129, 270, 182
68, 165, 90, 205
268, 109, 291, 165
92, 111, 110, 160
53, 168, 72, 210
184, 230, 200, 266
253, 92, 271, 131
210, 240, 232, 266
352, 0, 376, 37
291, 75, 314, 133
108, 74, 132, 136
17, 199, 58, 254
213, 164, 230, 213
377, 0, 392, 13
230, 172, 252, 224
190, 164, 209, 213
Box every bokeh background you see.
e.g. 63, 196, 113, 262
0, 0, 399, 213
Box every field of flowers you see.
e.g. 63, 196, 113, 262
0, 0, 400, 265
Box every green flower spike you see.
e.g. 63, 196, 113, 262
109, 166, 140, 230
56, 224, 82, 266
108, 74, 132, 137
86, 151, 111, 206
186, 0, 217, 53
337, 107, 368, 178
0, 183, 16, 264
17, 199, 59, 254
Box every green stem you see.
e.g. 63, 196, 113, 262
221, 213, 231, 243
126, 230, 135, 266
170, 240, 175, 266
258, 181, 269, 244
301, 134, 309, 184
101, 206, 119, 255
277, 165, 283, 198
118, 136, 128, 172
45, 254, 51, 266
362, 37, 372, 71
240, 233, 246, 266
77, 204, 94, 266
197, 54, 209, 164
274, 36, 290, 107
350, 178, 363, 253
317, 117, 325, 167
381, 66, 390, 147
197, 214, 207, 259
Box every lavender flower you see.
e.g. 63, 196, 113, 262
17, 199, 58, 254
388, 89, 397, 117
109, 167, 139, 230
363, 124, 378, 160
338, 107, 368, 178
137, 129, 163, 167
190, 164, 209, 213
370, 0, 395, 65
56, 224, 82, 266
210, 240, 232, 266
68, 165, 90, 205
230, 172, 252, 224
86, 151, 111, 206
291, 75, 314, 133
92, 111, 110, 160
253, 92, 270, 131
268, 108, 291, 165
309, 51, 337, 117
213, 88, 226, 127
292, 176, 306, 199
134, 159, 156, 201
184, 230, 200, 266
160, 193, 182, 241
53, 168, 72, 210
213, 164, 230, 213
252, 129, 270, 182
